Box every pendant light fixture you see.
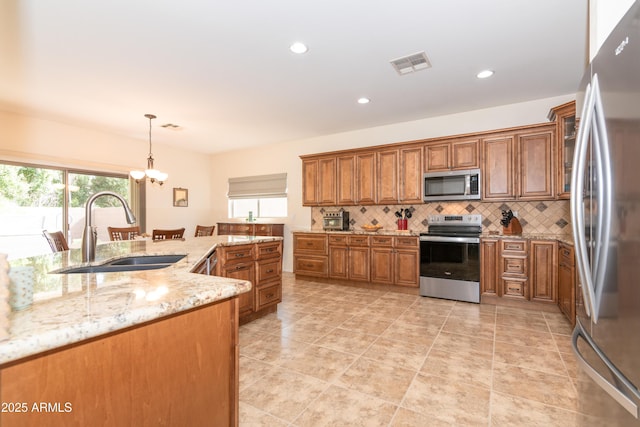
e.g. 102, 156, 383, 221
130, 114, 168, 185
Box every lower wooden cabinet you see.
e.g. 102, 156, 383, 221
294, 232, 418, 287
214, 240, 283, 323
558, 242, 576, 326
481, 237, 559, 305
217, 223, 284, 237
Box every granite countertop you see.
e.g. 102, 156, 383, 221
481, 232, 573, 244
0, 235, 282, 365
293, 229, 421, 236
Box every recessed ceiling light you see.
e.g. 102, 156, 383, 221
357, 97, 370, 104
289, 42, 308, 54
476, 69, 494, 79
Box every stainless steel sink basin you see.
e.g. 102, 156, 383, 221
108, 254, 186, 266
53, 254, 186, 274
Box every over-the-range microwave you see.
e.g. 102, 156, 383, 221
423, 168, 481, 202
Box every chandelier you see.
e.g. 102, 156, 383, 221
130, 114, 168, 185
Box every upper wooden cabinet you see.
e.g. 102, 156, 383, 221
549, 101, 576, 199
356, 152, 377, 205
377, 149, 399, 204
482, 124, 555, 201
337, 154, 356, 205
424, 138, 479, 172
399, 146, 423, 204
301, 157, 337, 206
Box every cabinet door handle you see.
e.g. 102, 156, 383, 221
235, 253, 246, 257
267, 269, 274, 273
235, 265, 248, 270
266, 293, 274, 298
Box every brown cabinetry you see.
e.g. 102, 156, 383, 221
529, 240, 557, 303
302, 157, 336, 205
337, 154, 356, 205
424, 138, 479, 172
558, 242, 576, 325
328, 234, 370, 281
480, 238, 499, 296
217, 223, 284, 237
549, 101, 576, 199
356, 152, 377, 205
500, 239, 529, 299
399, 146, 423, 204
1, 298, 239, 427
293, 233, 328, 277
377, 149, 399, 204
482, 124, 555, 201
215, 240, 283, 323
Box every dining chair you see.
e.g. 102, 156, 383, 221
107, 226, 140, 241
194, 225, 215, 237
152, 228, 186, 241
42, 230, 69, 252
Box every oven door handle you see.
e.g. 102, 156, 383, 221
419, 236, 479, 244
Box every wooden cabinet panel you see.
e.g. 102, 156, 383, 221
399, 146, 423, 204
294, 256, 328, 277
370, 236, 419, 287
549, 101, 576, 199
318, 157, 337, 205
0, 300, 238, 427
356, 152, 377, 204
558, 242, 576, 326
337, 155, 356, 205
394, 248, 419, 287
256, 282, 281, 311
518, 129, 554, 200
503, 278, 528, 299
218, 223, 284, 237
328, 234, 369, 281
483, 135, 515, 200
302, 159, 319, 205
328, 245, 349, 279
425, 144, 450, 171
349, 247, 370, 282
500, 238, 528, 300
481, 239, 499, 296
377, 149, 399, 204
293, 233, 327, 255
530, 240, 557, 303
223, 262, 255, 316
256, 241, 282, 259
370, 247, 394, 284
293, 233, 328, 278
451, 139, 479, 169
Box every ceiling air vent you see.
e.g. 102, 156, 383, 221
390, 51, 432, 75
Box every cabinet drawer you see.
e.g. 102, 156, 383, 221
502, 256, 526, 276
294, 234, 327, 255
501, 239, 527, 254
229, 224, 253, 235
294, 255, 328, 277
395, 236, 418, 248
256, 283, 282, 310
328, 234, 348, 245
559, 244, 574, 266
256, 241, 281, 260
256, 259, 281, 284
371, 235, 393, 247
348, 235, 370, 246
502, 278, 528, 299
254, 224, 271, 235
221, 245, 254, 264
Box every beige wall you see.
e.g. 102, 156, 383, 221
0, 110, 212, 237
209, 94, 575, 272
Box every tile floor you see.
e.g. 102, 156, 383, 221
238, 273, 589, 426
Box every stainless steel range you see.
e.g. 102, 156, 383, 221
419, 214, 482, 303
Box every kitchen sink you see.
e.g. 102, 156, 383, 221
52, 254, 186, 274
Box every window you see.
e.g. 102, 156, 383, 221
0, 161, 140, 259
227, 173, 287, 219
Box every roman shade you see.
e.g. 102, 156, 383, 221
227, 173, 287, 199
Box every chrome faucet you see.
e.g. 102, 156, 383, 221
82, 191, 136, 262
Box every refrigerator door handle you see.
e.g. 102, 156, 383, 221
572, 323, 640, 418
571, 80, 596, 319
591, 74, 613, 323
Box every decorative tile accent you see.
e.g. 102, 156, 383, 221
311, 200, 570, 234
371, 219, 379, 225
536, 203, 548, 212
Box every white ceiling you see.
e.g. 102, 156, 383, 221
0, 1, 588, 154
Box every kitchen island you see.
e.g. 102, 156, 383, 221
0, 235, 281, 427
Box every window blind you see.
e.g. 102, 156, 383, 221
227, 173, 287, 199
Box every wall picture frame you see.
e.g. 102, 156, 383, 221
173, 188, 188, 207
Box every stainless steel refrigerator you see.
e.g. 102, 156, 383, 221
571, 1, 640, 425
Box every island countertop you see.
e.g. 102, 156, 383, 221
0, 235, 282, 365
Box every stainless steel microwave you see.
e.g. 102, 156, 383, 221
423, 168, 481, 202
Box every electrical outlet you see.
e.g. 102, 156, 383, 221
512, 211, 518, 217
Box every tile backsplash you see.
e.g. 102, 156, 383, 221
311, 200, 571, 235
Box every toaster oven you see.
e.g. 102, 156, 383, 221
323, 211, 350, 231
